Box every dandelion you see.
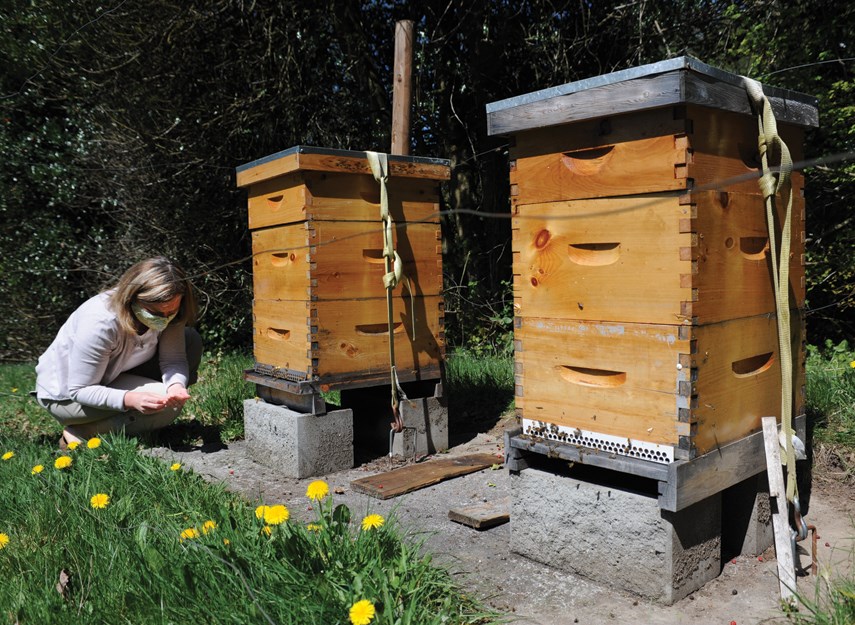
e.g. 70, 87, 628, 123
263, 504, 289, 525
223, 538, 230, 546
850, 360, 855, 368
361, 514, 385, 531
306, 480, 329, 501
90, 493, 110, 509
54, 456, 72, 470
11, 388, 17, 393
67, 441, 79, 450
180, 527, 199, 541
170, 463, 182, 471
349, 599, 376, 625
202, 520, 217, 535
255, 505, 268, 520
87, 437, 101, 449
1, 451, 14, 461
306, 523, 322, 532
261, 525, 272, 536
31, 465, 44, 475
0, 533, 9, 550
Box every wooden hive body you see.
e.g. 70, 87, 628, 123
236, 146, 450, 390
488, 57, 818, 462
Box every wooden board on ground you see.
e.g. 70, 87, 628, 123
350, 454, 498, 500
448, 497, 510, 530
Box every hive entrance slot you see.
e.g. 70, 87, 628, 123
561, 146, 614, 175
558, 365, 626, 388
266, 328, 291, 341
739, 237, 769, 260
362, 249, 386, 264
270, 252, 297, 266
731, 352, 774, 377
567, 242, 621, 266
356, 322, 404, 336
266, 195, 284, 210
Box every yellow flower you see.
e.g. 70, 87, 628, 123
263, 504, 289, 525
306, 523, 322, 532
223, 538, 231, 546
255, 505, 268, 520
202, 520, 217, 535
361, 514, 385, 531
87, 437, 101, 449
90, 493, 110, 509
170, 463, 182, 471
54, 456, 73, 470
850, 360, 855, 368
180, 527, 199, 541
31, 465, 44, 475
349, 599, 376, 625
1, 451, 13, 461
67, 441, 79, 450
306, 480, 330, 501
261, 525, 272, 536
0, 533, 9, 550
11, 388, 17, 393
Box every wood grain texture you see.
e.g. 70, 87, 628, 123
350, 454, 497, 499
762, 416, 797, 601
237, 150, 450, 187
448, 497, 510, 530
252, 221, 442, 301
488, 69, 817, 135
253, 295, 444, 381
514, 314, 805, 455
511, 191, 804, 325
247, 171, 442, 229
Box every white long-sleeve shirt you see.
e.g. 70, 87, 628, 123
35, 292, 189, 410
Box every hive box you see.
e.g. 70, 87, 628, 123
236, 146, 450, 389
487, 57, 817, 462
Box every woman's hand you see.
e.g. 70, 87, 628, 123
165, 383, 191, 408
124, 391, 169, 414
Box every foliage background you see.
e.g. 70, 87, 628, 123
1, 0, 853, 360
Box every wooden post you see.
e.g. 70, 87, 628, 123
391, 19, 414, 155
761, 416, 796, 603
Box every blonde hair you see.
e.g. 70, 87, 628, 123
108, 257, 198, 334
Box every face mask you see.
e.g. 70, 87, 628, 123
131, 302, 177, 332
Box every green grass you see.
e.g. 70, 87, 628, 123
786, 558, 855, 625
805, 341, 855, 447
0, 434, 497, 624
445, 349, 514, 424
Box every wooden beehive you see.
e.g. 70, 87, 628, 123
236, 146, 450, 389
487, 57, 818, 462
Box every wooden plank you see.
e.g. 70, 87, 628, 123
237, 148, 450, 188
350, 454, 498, 500
510, 134, 688, 203
247, 172, 442, 229
448, 497, 510, 530
512, 192, 804, 325
486, 62, 817, 136
514, 315, 804, 456
252, 295, 444, 381
252, 221, 442, 301
762, 416, 797, 602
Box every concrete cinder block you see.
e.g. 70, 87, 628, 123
341, 381, 448, 458
510, 466, 721, 604
243, 399, 353, 478
723, 472, 773, 557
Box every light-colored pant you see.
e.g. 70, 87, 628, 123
39, 327, 202, 436
38, 374, 182, 435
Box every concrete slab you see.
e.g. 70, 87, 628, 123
243, 399, 353, 478
510, 465, 721, 604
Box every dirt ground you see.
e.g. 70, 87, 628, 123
147, 416, 855, 625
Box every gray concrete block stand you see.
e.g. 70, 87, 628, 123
243, 399, 353, 478
510, 465, 721, 605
